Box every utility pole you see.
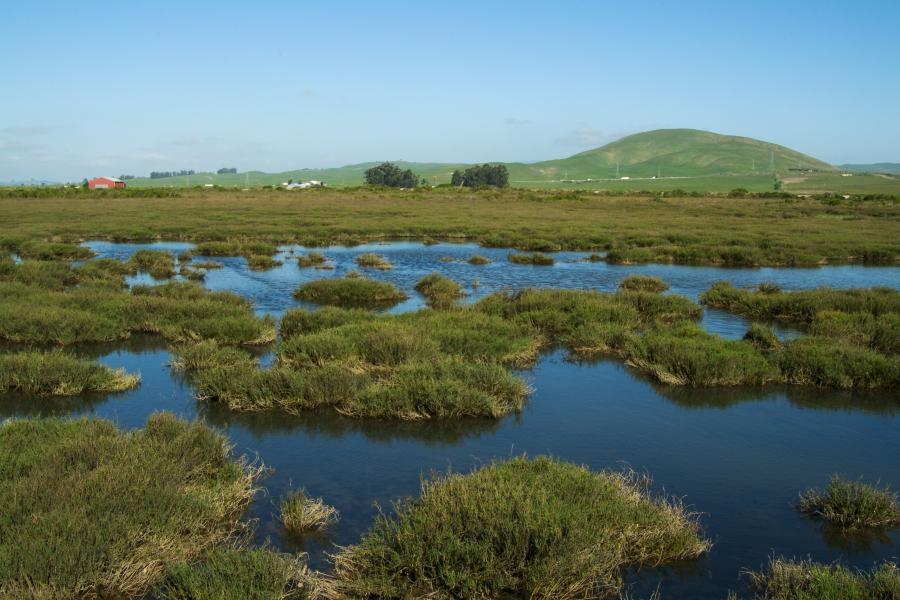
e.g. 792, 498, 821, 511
615, 161, 620, 178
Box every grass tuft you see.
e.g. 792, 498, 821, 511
296, 252, 327, 268
355, 252, 393, 269
798, 475, 900, 530
280, 489, 339, 533
618, 274, 669, 293
467, 254, 491, 265
740, 558, 900, 600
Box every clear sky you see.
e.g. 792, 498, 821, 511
2, 0, 898, 181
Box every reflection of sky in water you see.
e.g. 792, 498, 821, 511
83, 240, 899, 340
4, 240, 890, 599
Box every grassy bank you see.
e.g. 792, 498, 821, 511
0, 349, 140, 396
1, 187, 897, 266
0, 413, 260, 598
331, 456, 709, 598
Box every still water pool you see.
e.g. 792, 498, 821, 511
3, 241, 898, 598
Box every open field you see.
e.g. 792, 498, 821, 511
1, 187, 898, 266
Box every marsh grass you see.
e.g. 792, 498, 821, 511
170, 340, 258, 371
153, 548, 311, 600
0, 349, 140, 396
740, 558, 900, 600
128, 248, 176, 278
0, 413, 260, 598
191, 260, 224, 270
618, 274, 669, 293
296, 252, 326, 268
280, 489, 339, 533
195, 240, 278, 258
1, 189, 898, 266
508, 251, 555, 265
179, 265, 206, 281
17, 240, 94, 261
414, 272, 464, 308
467, 254, 491, 265
798, 475, 900, 530
293, 277, 407, 308
331, 456, 709, 599
355, 252, 393, 269
776, 337, 900, 388
0, 268, 275, 345
744, 324, 781, 352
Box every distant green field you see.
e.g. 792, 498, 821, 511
785, 173, 900, 194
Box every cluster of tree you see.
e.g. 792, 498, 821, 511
217, 167, 238, 174
149, 170, 195, 179
364, 162, 418, 188
117, 174, 135, 180
451, 164, 509, 188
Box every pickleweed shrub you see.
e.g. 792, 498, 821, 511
332, 457, 709, 599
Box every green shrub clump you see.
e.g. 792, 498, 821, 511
332, 456, 709, 599
296, 251, 326, 268
355, 252, 393, 269
798, 475, 900, 530
0, 413, 259, 598
128, 249, 176, 278
467, 254, 491, 265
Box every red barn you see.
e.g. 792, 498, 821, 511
88, 176, 126, 189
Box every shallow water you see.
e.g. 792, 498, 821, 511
4, 241, 899, 598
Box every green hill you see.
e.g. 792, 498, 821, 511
508, 129, 835, 181
125, 129, 836, 189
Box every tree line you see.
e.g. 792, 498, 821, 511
150, 170, 196, 179
217, 168, 237, 174
364, 162, 509, 188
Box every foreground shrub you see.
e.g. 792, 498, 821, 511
280, 489, 339, 533
618, 274, 669, 293
0, 349, 140, 396
293, 277, 407, 309
0, 413, 259, 598
332, 457, 709, 599
798, 475, 900, 530
414, 272, 464, 308
508, 251, 555, 265
740, 558, 900, 600
154, 548, 310, 600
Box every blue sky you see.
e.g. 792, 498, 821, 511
2, 0, 898, 181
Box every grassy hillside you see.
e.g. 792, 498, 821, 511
510, 129, 835, 181
124, 128, 840, 190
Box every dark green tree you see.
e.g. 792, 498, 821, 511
364, 162, 418, 188
450, 170, 464, 186
460, 164, 509, 188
